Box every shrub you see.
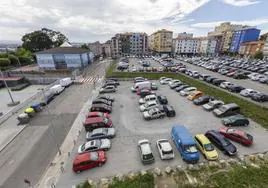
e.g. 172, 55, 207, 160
18, 56, 33, 65
8, 54, 20, 66
0, 58, 11, 67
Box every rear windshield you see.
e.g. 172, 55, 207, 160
183, 145, 198, 153
90, 152, 99, 161
143, 153, 153, 160
163, 149, 173, 155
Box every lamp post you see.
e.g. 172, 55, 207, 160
0, 68, 20, 106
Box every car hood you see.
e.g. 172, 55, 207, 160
139, 98, 145, 104
100, 139, 111, 149
107, 128, 115, 136
224, 144, 237, 155
206, 150, 218, 159
213, 109, 222, 115
203, 104, 212, 110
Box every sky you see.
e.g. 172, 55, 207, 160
0, 0, 268, 43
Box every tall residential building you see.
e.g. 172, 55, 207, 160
102, 40, 112, 57
177, 32, 193, 38
111, 32, 148, 58
199, 37, 217, 55
239, 40, 264, 57
230, 27, 261, 53
208, 22, 244, 53
88, 41, 102, 56
263, 38, 268, 61
173, 34, 198, 55
151, 29, 173, 54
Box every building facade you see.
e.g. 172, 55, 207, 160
239, 40, 264, 57
173, 36, 198, 55
35, 43, 92, 70
199, 38, 217, 55
230, 27, 261, 53
151, 29, 173, 54
177, 32, 193, 38
263, 38, 268, 61
88, 41, 102, 56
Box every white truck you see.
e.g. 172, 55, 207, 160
131, 81, 152, 92
59, 77, 73, 87
49, 84, 65, 95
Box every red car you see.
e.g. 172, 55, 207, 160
219, 127, 253, 146
136, 87, 151, 95
86, 111, 111, 119
73, 151, 106, 173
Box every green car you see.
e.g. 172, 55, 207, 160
221, 115, 249, 127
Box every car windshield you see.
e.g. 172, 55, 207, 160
163, 149, 173, 155
183, 145, 198, 153
218, 106, 227, 112
222, 138, 231, 147
143, 153, 153, 160
204, 144, 214, 151
90, 152, 99, 161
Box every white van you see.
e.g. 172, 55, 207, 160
131, 81, 152, 92
60, 77, 72, 87
50, 84, 65, 95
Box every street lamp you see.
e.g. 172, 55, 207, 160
0, 68, 20, 106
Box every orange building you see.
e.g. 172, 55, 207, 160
239, 40, 264, 56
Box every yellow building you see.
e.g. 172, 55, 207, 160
151, 29, 173, 54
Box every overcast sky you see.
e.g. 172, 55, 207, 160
0, 0, 268, 43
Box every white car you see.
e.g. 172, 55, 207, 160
180, 87, 197, 96
248, 73, 259, 79
240, 89, 260, 97
160, 78, 172, 85
156, 139, 174, 160
220, 82, 234, 89
78, 139, 111, 154
251, 74, 266, 81
139, 101, 158, 112
139, 94, 157, 104
168, 79, 181, 86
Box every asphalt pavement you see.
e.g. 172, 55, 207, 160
0, 61, 107, 188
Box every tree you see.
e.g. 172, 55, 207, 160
21, 28, 68, 52
253, 51, 264, 60
15, 47, 32, 57
8, 54, 19, 66
0, 58, 11, 67
80, 44, 90, 50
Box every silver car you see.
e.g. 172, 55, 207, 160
86, 128, 116, 141
78, 139, 111, 154
203, 100, 224, 111
140, 101, 159, 112
143, 107, 165, 120
99, 85, 116, 93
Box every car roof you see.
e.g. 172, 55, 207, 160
195, 134, 211, 144
91, 103, 110, 108
226, 128, 247, 137
207, 130, 224, 139
92, 128, 106, 134
159, 141, 172, 151
73, 152, 93, 164
172, 125, 195, 145
139, 142, 152, 154
84, 117, 105, 124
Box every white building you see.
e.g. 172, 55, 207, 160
200, 38, 217, 55
173, 38, 199, 54
177, 32, 193, 38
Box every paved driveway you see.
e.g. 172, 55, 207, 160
57, 81, 268, 187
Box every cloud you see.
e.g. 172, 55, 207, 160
221, 0, 260, 6
0, 0, 209, 42
191, 18, 268, 28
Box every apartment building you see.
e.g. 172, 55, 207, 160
88, 41, 102, 56
151, 29, 173, 54
239, 40, 264, 57
173, 34, 198, 55
263, 38, 268, 61
199, 37, 217, 55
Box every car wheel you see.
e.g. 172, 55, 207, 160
160, 115, 164, 119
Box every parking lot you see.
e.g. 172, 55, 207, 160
57, 81, 268, 187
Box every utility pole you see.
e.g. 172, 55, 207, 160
0, 68, 20, 106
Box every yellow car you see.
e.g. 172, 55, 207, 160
194, 134, 218, 160
187, 91, 203, 101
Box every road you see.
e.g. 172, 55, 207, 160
0, 60, 108, 188
175, 59, 268, 94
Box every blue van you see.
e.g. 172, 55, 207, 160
171, 125, 200, 163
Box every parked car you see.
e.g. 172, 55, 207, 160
220, 82, 234, 89
202, 100, 224, 111
227, 85, 245, 93
157, 95, 168, 104
175, 85, 190, 92
193, 96, 214, 105
170, 82, 184, 89
134, 77, 147, 83
86, 111, 111, 119
139, 94, 157, 105
83, 116, 112, 131
50, 84, 65, 95
138, 139, 154, 164
160, 78, 172, 85
205, 130, 237, 156
103, 81, 118, 88
171, 125, 199, 163
250, 93, 268, 102
92, 99, 112, 106
140, 101, 159, 112
60, 77, 73, 87
72, 151, 106, 173
213, 103, 240, 117
180, 87, 197, 96
162, 105, 176, 117
240, 89, 260, 97
78, 139, 111, 153
105, 79, 120, 85
187, 91, 203, 101
86, 128, 116, 141
212, 79, 226, 86
90, 104, 112, 114
219, 127, 253, 146
137, 88, 155, 98
96, 95, 114, 102
194, 134, 218, 160
99, 85, 116, 93
221, 114, 249, 126
156, 139, 175, 160
143, 107, 165, 120
131, 81, 152, 92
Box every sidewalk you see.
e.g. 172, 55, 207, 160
36, 85, 101, 188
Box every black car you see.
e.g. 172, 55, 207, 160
233, 73, 248, 79
162, 105, 176, 117
157, 95, 168, 104
140, 89, 154, 98
175, 85, 189, 92
205, 130, 237, 156
96, 95, 114, 102
92, 99, 112, 106
251, 93, 268, 102
105, 79, 120, 85
90, 104, 112, 113
170, 82, 184, 89
226, 85, 245, 93
208, 77, 218, 83
193, 96, 214, 105
103, 81, 117, 88
212, 79, 226, 86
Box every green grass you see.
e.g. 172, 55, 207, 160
106, 71, 268, 128
76, 180, 94, 188
108, 173, 154, 188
